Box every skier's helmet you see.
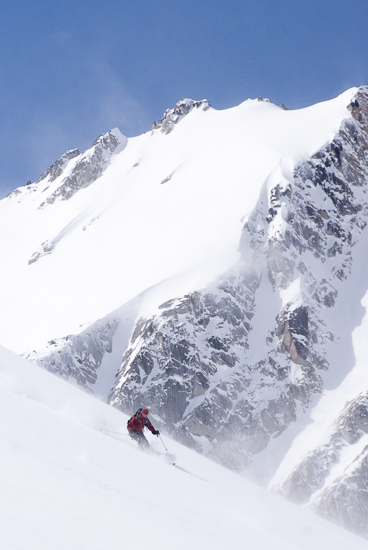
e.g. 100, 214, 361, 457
142, 408, 149, 415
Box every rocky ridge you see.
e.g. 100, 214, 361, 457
8, 129, 127, 208
152, 98, 211, 134
35, 148, 81, 185
38, 129, 127, 207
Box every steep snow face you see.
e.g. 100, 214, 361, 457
1, 345, 367, 550
0, 90, 356, 354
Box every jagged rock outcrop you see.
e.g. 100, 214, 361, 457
6, 149, 81, 201
39, 128, 127, 207
35, 148, 80, 185
7, 129, 127, 206
28, 240, 56, 265
152, 98, 211, 134
24, 317, 120, 391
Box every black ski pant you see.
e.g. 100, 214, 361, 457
129, 431, 149, 449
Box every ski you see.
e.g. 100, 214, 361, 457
171, 463, 208, 482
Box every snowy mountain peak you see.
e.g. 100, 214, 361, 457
152, 98, 211, 134
3, 86, 368, 538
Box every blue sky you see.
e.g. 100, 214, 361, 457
1, 0, 367, 198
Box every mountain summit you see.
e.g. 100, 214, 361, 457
1, 88, 368, 536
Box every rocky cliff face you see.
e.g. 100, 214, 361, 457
273, 392, 368, 538
20, 88, 368, 537
108, 86, 368, 533
24, 316, 120, 390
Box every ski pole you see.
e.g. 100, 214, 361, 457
158, 434, 176, 465
100, 429, 127, 436
159, 434, 169, 453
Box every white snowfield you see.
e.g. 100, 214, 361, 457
0, 345, 366, 550
0, 88, 357, 354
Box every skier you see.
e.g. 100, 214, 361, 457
127, 407, 160, 449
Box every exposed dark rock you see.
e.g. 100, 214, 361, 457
38, 129, 127, 207
152, 98, 211, 134
24, 317, 120, 391
35, 149, 80, 185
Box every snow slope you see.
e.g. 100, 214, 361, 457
0, 344, 366, 550
0, 89, 357, 354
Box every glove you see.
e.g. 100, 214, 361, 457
152, 430, 160, 436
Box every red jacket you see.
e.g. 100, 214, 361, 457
127, 412, 155, 434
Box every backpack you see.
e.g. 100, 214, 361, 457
127, 409, 147, 428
